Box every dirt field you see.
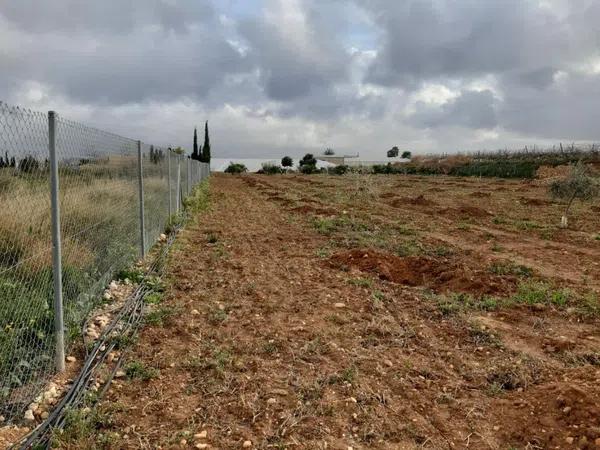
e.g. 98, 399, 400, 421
63, 173, 600, 449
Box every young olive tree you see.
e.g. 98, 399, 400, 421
549, 162, 599, 228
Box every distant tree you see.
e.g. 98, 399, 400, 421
281, 156, 293, 168
18, 155, 39, 174
299, 153, 318, 174
192, 127, 201, 161
324, 148, 335, 155
10, 157, 16, 168
401, 151, 412, 159
387, 147, 399, 158
201, 121, 211, 163
224, 162, 247, 174
549, 162, 599, 228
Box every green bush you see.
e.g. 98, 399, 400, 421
224, 162, 247, 174
260, 163, 283, 175
328, 165, 349, 175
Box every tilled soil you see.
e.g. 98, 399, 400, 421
66, 174, 600, 450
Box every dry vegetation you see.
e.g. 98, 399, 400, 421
0, 156, 171, 422
56, 172, 600, 449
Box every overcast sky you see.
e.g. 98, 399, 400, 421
1, 0, 599, 158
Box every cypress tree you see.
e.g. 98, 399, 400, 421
192, 127, 199, 161
202, 121, 211, 163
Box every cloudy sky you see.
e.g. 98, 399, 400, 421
0, 0, 599, 158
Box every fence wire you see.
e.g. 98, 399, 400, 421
0, 101, 209, 424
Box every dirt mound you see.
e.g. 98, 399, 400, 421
496, 380, 600, 447
379, 192, 397, 199
470, 191, 491, 198
389, 195, 437, 208
291, 205, 336, 216
427, 187, 446, 193
519, 196, 551, 206
328, 249, 514, 296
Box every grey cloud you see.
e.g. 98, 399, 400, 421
499, 72, 600, 141
0, 0, 214, 34
409, 90, 498, 130
360, 0, 586, 87
237, 1, 352, 102
0, 3, 247, 105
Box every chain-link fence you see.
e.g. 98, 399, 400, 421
0, 101, 209, 423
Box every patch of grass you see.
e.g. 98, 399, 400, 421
312, 215, 370, 235
485, 358, 542, 394
488, 261, 533, 277
52, 406, 115, 446
303, 337, 330, 357
144, 292, 164, 305
325, 314, 346, 325
456, 222, 471, 231
348, 277, 372, 288
206, 233, 219, 244
514, 219, 543, 231
577, 292, 600, 317
432, 292, 501, 315
429, 245, 454, 257
124, 360, 159, 381
492, 216, 509, 225
108, 333, 138, 350
595, 234, 600, 241
491, 243, 503, 252
208, 307, 228, 325
315, 246, 332, 258
145, 306, 177, 326
313, 217, 338, 235
511, 281, 571, 307
116, 267, 144, 284
468, 325, 502, 348
262, 340, 279, 355
372, 290, 385, 302
395, 224, 417, 236
143, 275, 165, 293
328, 366, 358, 385
560, 351, 600, 367
394, 239, 423, 257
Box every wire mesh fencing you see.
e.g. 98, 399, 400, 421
0, 101, 209, 424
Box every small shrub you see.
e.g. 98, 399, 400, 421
549, 162, 599, 228
328, 165, 349, 175
124, 360, 159, 381
488, 262, 533, 277
224, 162, 247, 174
260, 163, 283, 175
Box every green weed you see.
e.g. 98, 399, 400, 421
124, 360, 159, 381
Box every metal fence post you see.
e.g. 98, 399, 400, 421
176, 154, 181, 212
167, 149, 172, 219
187, 157, 191, 196
137, 141, 146, 257
48, 111, 65, 373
